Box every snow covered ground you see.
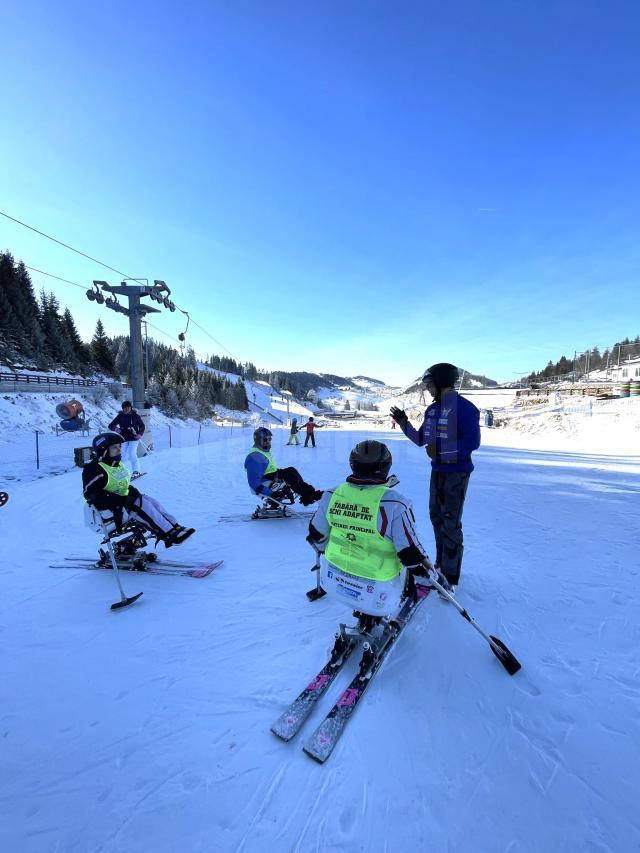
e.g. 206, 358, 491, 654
0, 386, 294, 484
1, 419, 639, 852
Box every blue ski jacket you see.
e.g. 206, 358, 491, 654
245, 449, 277, 496
401, 392, 481, 473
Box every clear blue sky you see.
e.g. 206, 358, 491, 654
1, 0, 639, 386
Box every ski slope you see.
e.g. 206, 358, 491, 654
1, 425, 639, 853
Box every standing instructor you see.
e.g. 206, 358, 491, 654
390, 363, 480, 591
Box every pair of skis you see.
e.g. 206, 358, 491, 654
51, 556, 222, 579
218, 510, 315, 523
271, 584, 432, 763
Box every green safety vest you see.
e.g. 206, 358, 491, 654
247, 446, 277, 475
325, 483, 402, 582
98, 461, 131, 496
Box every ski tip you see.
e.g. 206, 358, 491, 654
193, 559, 224, 577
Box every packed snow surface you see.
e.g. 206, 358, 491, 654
1, 421, 639, 852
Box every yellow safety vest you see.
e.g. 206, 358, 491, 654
246, 446, 277, 475
98, 461, 131, 496
325, 483, 402, 581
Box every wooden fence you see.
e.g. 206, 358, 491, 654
0, 372, 100, 391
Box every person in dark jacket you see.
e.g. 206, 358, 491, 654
82, 432, 194, 548
108, 401, 145, 477
390, 363, 480, 589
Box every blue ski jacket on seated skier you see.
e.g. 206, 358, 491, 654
245, 447, 278, 496
401, 391, 481, 474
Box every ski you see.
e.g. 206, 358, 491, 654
302, 585, 433, 763
271, 637, 359, 742
218, 511, 315, 523
52, 558, 222, 578
65, 554, 215, 570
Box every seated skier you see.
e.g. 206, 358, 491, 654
82, 432, 195, 549
245, 427, 322, 506
307, 440, 433, 618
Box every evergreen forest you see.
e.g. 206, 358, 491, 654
0, 251, 249, 416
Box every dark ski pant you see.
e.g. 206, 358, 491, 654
267, 467, 317, 503
304, 432, 315, 447
429, 470, 470, 586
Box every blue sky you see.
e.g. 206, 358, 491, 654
1, 0, 639, 386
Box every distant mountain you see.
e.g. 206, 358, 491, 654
404, 369, 498, 395
257, 370, 402, 412
352, 375, 386, 386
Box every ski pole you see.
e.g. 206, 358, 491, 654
306, 551, 326, 601
423, 561, 521, 676
103, 538, 143, 611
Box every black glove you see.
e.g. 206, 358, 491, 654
390, 407, 408, 428
426, 443, 437, 460
408, 564, 429, 578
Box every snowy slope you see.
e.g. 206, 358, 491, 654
244, 379, 314, 424
314, 375, 402, 412
196, 363, 315, 424
1, 423, 640, 852
0, 389, 233, 483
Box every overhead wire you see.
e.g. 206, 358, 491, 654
2, 209, 240, 361
1, 210, 133, 279
24, 265, 87, 291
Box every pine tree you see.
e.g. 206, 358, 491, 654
0, 252, 24, 362
14, 262, 46, 363
40, 291, 76, 368
91, 319, 115, 375
62, 308, 90, 372
113, 337, 130, 380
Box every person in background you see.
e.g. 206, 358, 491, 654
108, 400, 145, 478
286, 418, 301, 446
303, 416, 322, 448
390, 362, 480, 591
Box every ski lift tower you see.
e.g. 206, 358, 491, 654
88, 279, 176, 450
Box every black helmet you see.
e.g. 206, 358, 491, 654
422, 363, 459, 389
92, 432, 122, 461
253, 427, 272, 449
121, 400, 132, 409
349, 440, 392, 480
